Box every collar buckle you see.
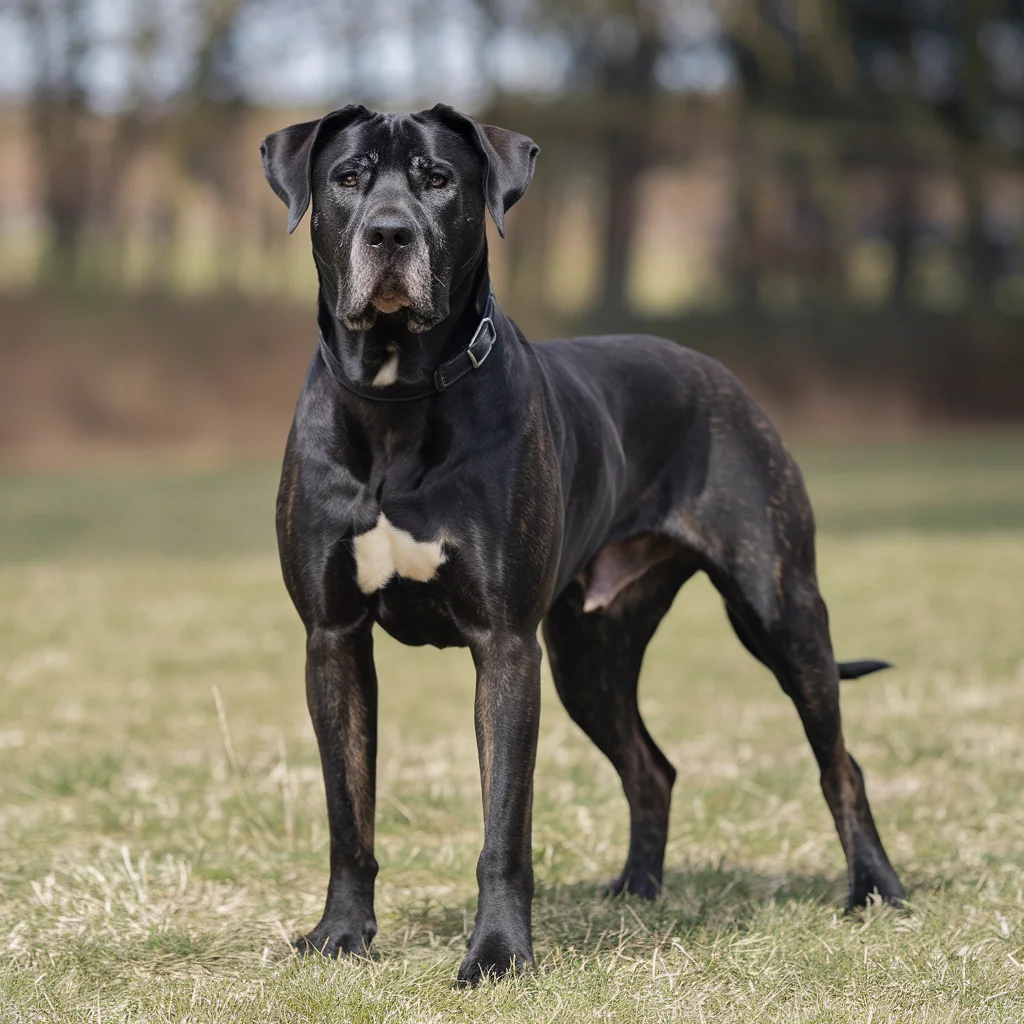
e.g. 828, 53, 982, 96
467, 317, 494, 369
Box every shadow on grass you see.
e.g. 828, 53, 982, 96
532, 865, 842, 955
370, 863, 945, 967
363, 863, 868, 963
257, 862, 944, 975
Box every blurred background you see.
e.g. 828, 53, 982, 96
5, 9, 1024, 1015
2, 0, 1024, 464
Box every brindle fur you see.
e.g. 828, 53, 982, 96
260, 104, 904, 986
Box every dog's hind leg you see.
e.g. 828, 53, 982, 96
543, 551, 697, 900
660, 382, 904, 909
728, 606, 891, 681
707, 546, 905, 909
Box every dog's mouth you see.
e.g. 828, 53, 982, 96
339, 242, 444, 333
370, 283, 412, 315
341, 297, 441, 334
341, 280, 444, 334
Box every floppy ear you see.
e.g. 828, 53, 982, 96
428, 104, 539, 238
260, 105, 369, 233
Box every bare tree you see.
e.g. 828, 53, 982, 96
20, 0, 93, 286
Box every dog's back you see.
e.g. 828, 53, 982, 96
529, 333, 800, 587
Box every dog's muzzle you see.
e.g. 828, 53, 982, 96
341, 216, 437, 331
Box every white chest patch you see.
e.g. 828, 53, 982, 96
352, 513, 447, 594
371, 345, 399, 387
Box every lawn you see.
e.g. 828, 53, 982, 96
1, 436, 1023, 1022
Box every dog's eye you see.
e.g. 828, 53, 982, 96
427, 172, 448, 189
338, 171, 359, 187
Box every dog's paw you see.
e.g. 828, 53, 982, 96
846, 871, 906, 911
846, 835, 906, 910
293, 919, 376, 959
604, 869, 661, 901
456, 932, 533, 987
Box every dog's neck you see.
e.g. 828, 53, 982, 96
316, 256, 493, 395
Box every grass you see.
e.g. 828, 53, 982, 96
1, 435, 1024, 1022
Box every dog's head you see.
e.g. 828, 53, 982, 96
261, 105, 538, 333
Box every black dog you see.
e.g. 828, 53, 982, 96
260, 104, 904, 984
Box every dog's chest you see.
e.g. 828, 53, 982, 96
352, 512, 447, 594
352, 513, 466, 648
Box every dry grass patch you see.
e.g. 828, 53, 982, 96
2, 440, 1024, 1021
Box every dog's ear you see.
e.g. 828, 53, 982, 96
428, 104, 539, 238
260, 105, 370, 233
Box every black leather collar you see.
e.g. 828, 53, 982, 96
317, 292, 497, 403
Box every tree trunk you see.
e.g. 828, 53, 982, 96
957, 0, 993, 314
35, 99, 91, 288
505, 157, 552, 328
959, 149, 994, 313
595, 123, 647, 326
888, 163, 917, 310
730, 117, 761, 315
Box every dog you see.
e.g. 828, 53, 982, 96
260, 103, 904, 985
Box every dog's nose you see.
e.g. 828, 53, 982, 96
363, 218, 416, 249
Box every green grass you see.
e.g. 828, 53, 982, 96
2, 436, 1024, 1022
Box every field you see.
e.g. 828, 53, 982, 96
1, 436, 1023, 1022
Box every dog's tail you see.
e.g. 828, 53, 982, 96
837, 659, 892, 680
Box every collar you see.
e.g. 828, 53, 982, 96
317, 291, 497, 403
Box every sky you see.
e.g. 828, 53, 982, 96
0, 0, 734, 113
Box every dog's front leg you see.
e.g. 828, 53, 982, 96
458, 632, 543, 985
295, 622, 379, 958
